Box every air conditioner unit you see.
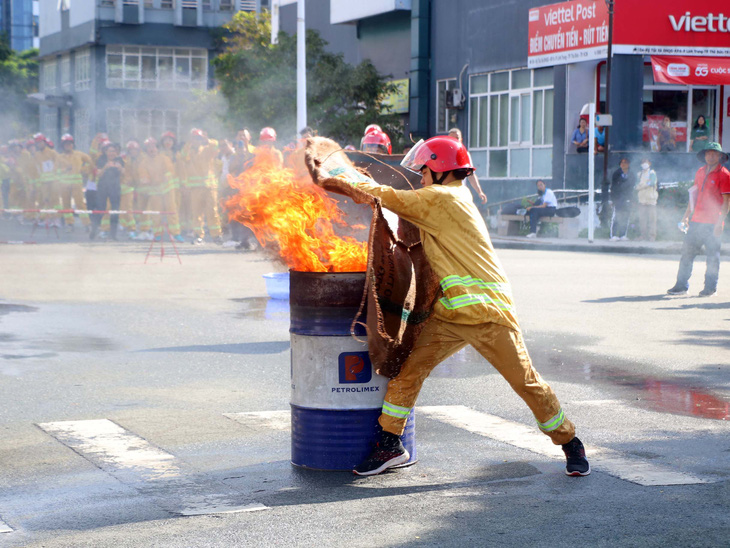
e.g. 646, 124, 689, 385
446, 88, 465, 110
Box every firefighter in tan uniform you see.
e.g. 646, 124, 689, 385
314, 136, 590, 478
6, 141, 27, 214
180, 128, 222, 244
139, 138, 182, 242
57, 134, 93, 232
20, 139, 39, 223
121, 140, 141, 239
32, 134, 62, 226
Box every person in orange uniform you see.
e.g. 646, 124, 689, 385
139, 137, 183, 242
360, 129, 392, 155
57, 134, 93, 232
180, 128, 223, 245
257, 127, 284, 168
310, 136, 591, 478
32, 133, 61, 226
120, 140, 141, 239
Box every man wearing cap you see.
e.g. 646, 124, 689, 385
668, 142, 730, 297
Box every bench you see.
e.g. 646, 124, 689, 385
496, 212, 580, 238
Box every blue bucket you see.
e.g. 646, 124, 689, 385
263, 272, 290, 300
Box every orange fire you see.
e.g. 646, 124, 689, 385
225, 148, 368, 272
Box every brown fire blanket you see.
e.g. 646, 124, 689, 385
305, 137, 441, 379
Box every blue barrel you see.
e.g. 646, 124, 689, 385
289, 270, 417, 471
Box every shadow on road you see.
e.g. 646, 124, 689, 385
671, 330, 730, 349
138, 341, 290, 354
582, 294, 668, 303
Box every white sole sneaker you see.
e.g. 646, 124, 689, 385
353, 449, 410, 477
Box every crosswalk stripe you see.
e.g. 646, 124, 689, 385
0, 518, 12, 533
419, 405, 710, 487
224, 410, 291, 431
37, 419, 268, 516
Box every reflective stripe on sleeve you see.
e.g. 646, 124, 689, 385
439, 293, 513, 311
439, 275, 510, 293
382, 401, 411, 419
537, 408, 565, 433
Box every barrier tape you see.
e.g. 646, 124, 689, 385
1, 208, 174, 215
0, 240, 37, 245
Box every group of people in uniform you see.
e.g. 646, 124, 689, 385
0, 126, 286, 244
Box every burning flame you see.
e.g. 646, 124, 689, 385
225, 148, 368, 272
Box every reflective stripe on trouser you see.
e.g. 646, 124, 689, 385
135, 193, 153, 232
147, 191, 180, 236
178, 187, 192, 232
378, 318, 575, 445
119, 191, 136, 230
39, 181, 61, 221
189, 186, 222, 238
60, 183, 90, 226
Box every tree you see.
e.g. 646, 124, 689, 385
0, 36, 39, 140
213, 11, 403, 150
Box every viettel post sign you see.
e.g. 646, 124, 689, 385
527, 0, 609, 68
613, 0, 730, 57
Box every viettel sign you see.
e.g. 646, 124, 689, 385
613, 0, 730, 56
652, 56, 730, 84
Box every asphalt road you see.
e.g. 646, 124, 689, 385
0, 227, 728, 547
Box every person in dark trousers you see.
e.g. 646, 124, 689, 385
667, 142, 730, 297
526, 180, 558, 238
90, 142, 124, 241
610, 157, 636, 241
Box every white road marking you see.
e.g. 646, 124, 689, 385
0, 518, 12, 533
419, 405, 710, 487
224, 410, 291, 431
37, 419, 268, 515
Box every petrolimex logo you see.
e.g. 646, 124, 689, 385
338, 352, 372, 384
667, 63, 690, 77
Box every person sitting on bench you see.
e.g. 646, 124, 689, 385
526, 180, 558, 238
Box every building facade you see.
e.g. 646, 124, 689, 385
1, 0, 39, 51
37, 0, 266, 150
281, 0, 730, 202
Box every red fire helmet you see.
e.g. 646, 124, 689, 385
61, 133, 74, 143
126, 140, 140, 150
46, 140, 55, 149
401, 136, 474, 174
364, 124, 382, 136
143, 137, 157, 147
33, 133, 46, 143
259, 127, 277, 142
161, 131, 176, 141
190, 128, 206, 139
360, 130, 392, 155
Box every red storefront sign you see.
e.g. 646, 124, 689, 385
614, 0, 730, 56
651, 55, 730, 85
527, 0, 609, 68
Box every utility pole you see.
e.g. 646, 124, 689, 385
601, 0, 615, 227
297, 0, 307, 133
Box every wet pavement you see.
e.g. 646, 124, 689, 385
0, 241, 728, 547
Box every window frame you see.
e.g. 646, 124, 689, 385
106, 45, 208, 91
435, 77, 457, 134
468, 67, 554, 180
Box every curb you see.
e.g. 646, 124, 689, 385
491, 238, 730, 256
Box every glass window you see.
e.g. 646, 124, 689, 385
533, 90, 544, 145
471, 74, 488, 95
478, 96, 488, 148
75, 49, 91, 91
511, 69, 530, 90
498, 94, 508, 147
532, 148, 552, 177
436, 79, 457, 134
544, 89, 554, 145
490, 72, 508, 92
533, 67, 553, 87
469, 97, 479, 149
510, 96, 519, 143
489, 150, 507, 178
510, 149, 530, 177
106, 46, 207, 90
489, 95, 499, 147
520, 94, 531, 144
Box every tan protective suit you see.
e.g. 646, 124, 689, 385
57, 149, 93, 227
138, 152, 180, 237
180, 140, 222, 239
343, 176, 575, 446
33, 146, 61, 222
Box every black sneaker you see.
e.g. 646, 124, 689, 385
666, 286, 687, 295
562, 437, 590, 477
698, 288, 716, 297
353, 432, 410, 476
213, 236, 224, 245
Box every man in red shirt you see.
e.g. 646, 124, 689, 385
668, 142, 730, 297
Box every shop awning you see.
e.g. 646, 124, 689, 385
651, 56, 730, 85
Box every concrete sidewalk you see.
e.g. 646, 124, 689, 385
491, 234, 730, 256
